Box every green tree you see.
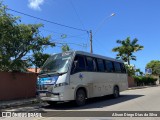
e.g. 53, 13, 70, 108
29, 52, 50, 72
125, 64, 144, 76
0, 2, 54, 72
146, 60, 160, 76
62, 44, 70, 52
112, 37, 144, 65
135, 68, 144, 76
125, 64, 136, 76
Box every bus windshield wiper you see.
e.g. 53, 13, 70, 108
49, 71, 67, 76
39, 71, 67, 77
55, 71, 67, 75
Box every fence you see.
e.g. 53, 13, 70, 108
0, 72, 37, 101
128, 76, 136, 87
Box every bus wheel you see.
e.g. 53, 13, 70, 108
113, 86, 119, 98
47, 101, 57, 106
76, 89, 86, 106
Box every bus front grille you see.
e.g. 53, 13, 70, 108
37, 85, 53, 91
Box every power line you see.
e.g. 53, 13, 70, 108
70, 0, 86, 30
41, 28, 87, 39
6, 8, 91, 52
69, 0, 89, 47
53, 41, 87, 48
41, 28, 67, 36
7, 8, 88, 32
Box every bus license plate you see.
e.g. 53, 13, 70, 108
39, 93, 46, 97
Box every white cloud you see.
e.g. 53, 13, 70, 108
28, 0, 45, 11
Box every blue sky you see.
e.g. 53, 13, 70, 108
3, 0, 160, 72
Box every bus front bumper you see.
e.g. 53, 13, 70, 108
38, 90, 65, 101
37, 90, 60, 95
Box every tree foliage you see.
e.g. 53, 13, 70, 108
125, 64, 143, 76
134, 76, 157, 86
125, 64, 135, 76
0, 2, 54, 72
62, 44, 70, 52
112, 37, 144, 65
146, 60, 160, 75
29, 52, 50, 72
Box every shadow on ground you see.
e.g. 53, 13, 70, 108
42, 94, 144, 110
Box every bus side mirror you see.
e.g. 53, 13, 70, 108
74, 61, 78, 69
72, 61, 78, 74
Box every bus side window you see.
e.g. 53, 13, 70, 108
93, 58, 97, 71
86, 57, 96, 72
120, 63, 126, 73
105, 60, 114, 72
114, 62, 122, 73
97, 59, 105, 72
71, 55, 86, 74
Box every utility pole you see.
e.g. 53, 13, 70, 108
90, 30, 93, 53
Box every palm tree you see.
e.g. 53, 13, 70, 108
112, 37, 144, 65
62, 44, 70, 52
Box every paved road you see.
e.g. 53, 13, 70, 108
1, 86, 160, 120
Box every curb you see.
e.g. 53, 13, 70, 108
128, 85, 159, 90
0, 98, 40, 109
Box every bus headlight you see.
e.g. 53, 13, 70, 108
54, 82, 68, 88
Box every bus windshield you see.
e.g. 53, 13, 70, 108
40, 52, 73, 75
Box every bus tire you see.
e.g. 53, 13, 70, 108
113, 86, 119, 98
47, 101, 57, 106
75, 89, 86, 106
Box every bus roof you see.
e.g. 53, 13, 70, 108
71, 51, 124, 63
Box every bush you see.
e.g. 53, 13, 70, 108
134, 76, 157, 86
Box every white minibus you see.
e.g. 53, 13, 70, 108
37, 51, 128, 106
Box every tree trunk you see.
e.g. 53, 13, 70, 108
35, 66, 37, 73
127, 54, 130, 65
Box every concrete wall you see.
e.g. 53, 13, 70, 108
128, 76, 136, 87
152, 75, 160, 85
0, 72, 37, 101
